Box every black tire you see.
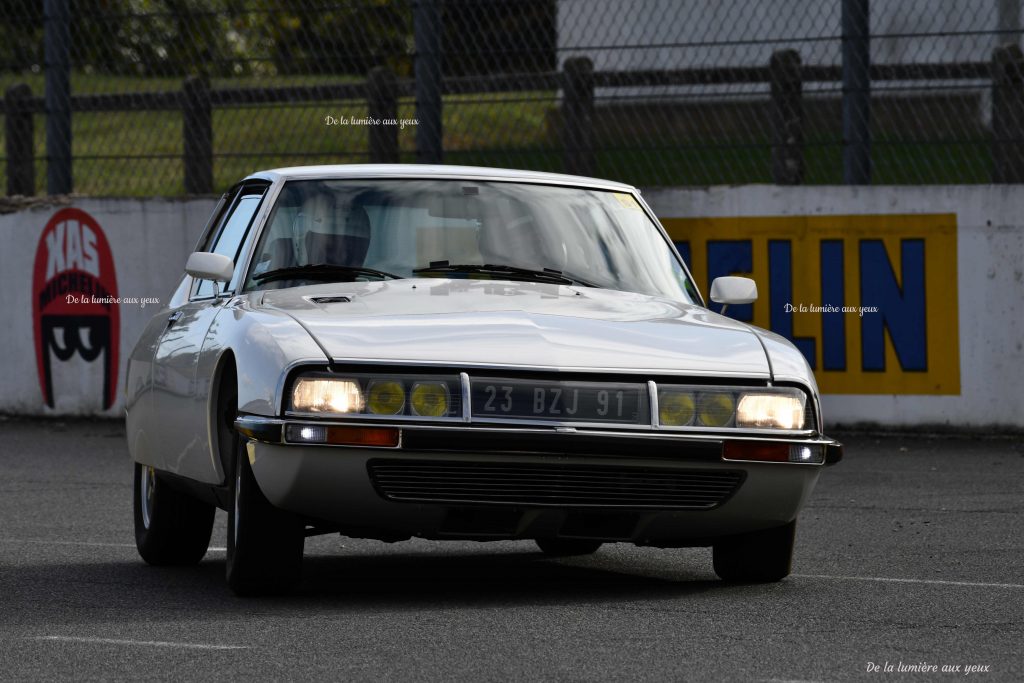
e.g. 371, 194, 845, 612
713, 521, 795, 583
536, 538, 603, 557
226, 436, 304, 596
133, 462, 215, 566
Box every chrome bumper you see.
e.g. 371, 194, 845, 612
235, 415, 843, 466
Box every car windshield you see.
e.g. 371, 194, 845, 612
244, 178, 698, 302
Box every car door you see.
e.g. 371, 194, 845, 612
149, 181, 269, 482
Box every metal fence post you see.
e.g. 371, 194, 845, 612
999, 0, 1021, 48
842, 0, 871, 184
563, 56, 594, 177
414, 0, 443, 164
992, 45, 1024, 183
368, 67, 399, 164
44, 0, 71, 195
5, 84, 36, 196
183, 76, 213, 194
770, 49, 804, 185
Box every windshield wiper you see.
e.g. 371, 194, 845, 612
412, 261, 595, 287
253, 263, 402, 284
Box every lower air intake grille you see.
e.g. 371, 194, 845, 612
367, 460, 744, 510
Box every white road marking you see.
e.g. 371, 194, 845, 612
1, 538, 133, 548
31, 636, 249, 650
794, 573, 1024, 589
0, 538, 225, 551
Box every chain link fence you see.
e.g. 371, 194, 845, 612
2, 0, 1024, 197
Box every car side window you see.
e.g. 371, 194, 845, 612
194, 185, 268, 299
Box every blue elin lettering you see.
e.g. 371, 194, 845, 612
859, 239, 927, 372
769, 240, 816, 368
707, 240, 752, 321
820, 240, 846, 371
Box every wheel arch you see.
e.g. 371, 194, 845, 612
209, 348, 239, 486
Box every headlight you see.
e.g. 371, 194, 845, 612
288, 372, 460, 419
736, 393, 806, 429
291, 378, 364, 414
657, 385, 809, 431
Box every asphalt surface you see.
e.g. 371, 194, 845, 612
0, 417, 1021, 682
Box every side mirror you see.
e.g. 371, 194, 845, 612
709, 276, 758, 308
185, 252, 235, 283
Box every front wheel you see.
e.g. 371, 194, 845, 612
226, 438, 304, 596
713, 521, 795, 583
133, 462, 214, 565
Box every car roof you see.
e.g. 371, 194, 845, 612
245, 164, 637, 192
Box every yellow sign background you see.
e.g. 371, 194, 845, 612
661, 214, 959, 395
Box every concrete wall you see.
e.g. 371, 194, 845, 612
0, 186, 1021, 429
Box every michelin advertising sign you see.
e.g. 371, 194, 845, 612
664, 213, 959, 395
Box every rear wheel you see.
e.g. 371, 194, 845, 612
713, 521, 795, 583
535, 538, 603, 557
226, 437, 304, 596
133, 462, 214, 565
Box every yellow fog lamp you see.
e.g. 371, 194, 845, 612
409, 382, 450, 417
697, 392, 736, 427
367, 380, 406, 415
658, 390, 696, 426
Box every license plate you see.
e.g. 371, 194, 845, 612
470, 378, 649, 424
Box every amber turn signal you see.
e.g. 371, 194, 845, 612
327, 426, 400, 447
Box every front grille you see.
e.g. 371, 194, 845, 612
400, 429, 721, 462
367, 460, 744, 510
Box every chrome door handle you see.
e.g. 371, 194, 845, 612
166, 311, 183, 327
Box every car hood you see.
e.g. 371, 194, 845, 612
257, 279, 772, 378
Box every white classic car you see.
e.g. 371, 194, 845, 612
126, 165, 841, 595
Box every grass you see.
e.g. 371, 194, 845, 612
0, 72, 999, 196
